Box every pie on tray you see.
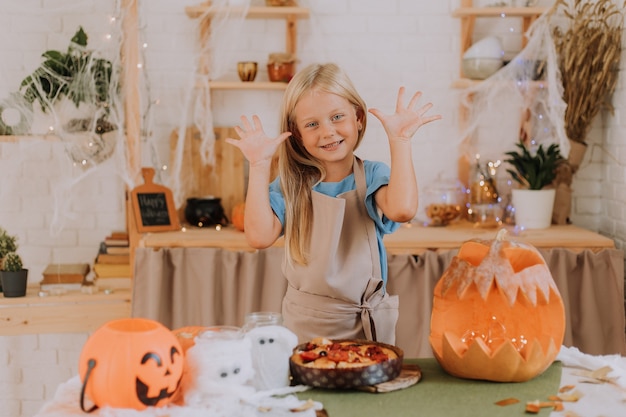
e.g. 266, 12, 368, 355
289, 338, 404, 389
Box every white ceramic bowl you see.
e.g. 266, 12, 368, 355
462, 58, 503, 80
463, 36, 503, 60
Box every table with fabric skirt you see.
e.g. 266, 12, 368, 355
132, 222, 626, 357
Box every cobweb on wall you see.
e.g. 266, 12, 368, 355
166, 0, 252, 207
458, 10, 570, 171
0, 0, 128, 234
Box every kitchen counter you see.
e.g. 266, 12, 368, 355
138, 221, 616, 254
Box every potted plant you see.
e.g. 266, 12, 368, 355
0, 252, 28, 297
0, 227, 18, 292
504, 141, 564, 229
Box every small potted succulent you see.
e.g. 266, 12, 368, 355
0, 227, 18, 292
0, 252, 28, 297
504, 141, 564, 229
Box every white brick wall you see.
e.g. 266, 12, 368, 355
0, 0, 624, 416
0, 333, 87, 417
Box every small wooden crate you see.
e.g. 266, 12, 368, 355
42, 263, 90, 284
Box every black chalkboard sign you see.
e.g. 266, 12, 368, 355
130, 168, 181, 232
136, 193, 171, 226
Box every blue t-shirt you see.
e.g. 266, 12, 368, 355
269, 160, 400, 285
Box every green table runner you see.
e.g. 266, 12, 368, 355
298, 358, 562, 417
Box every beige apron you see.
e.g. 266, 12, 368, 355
282, 157, 399, 345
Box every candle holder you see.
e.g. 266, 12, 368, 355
237, 61, 258, 82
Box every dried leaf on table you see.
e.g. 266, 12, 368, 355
559, 384, 576, 393
525, 400, 563, 414
290, 399, 316, 412
494, 397, 519, 406
555, 390, 583, 402
574, 365, 618, 385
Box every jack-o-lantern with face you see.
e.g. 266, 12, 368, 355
79, 318, 184, 411
429, 229, 565, 382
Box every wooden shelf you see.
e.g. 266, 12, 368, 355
185, 4, 310, 19
451, 78, 482, 89
207, 80, 289, 90
0, 134, 59, 143
453, 7, 548, 18
0, 286, 131, 335
451, 77, 548, 89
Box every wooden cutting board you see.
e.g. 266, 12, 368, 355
169, 126, 246, 222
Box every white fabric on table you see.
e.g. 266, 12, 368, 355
552, 346, 626, 416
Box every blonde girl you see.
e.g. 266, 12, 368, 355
227, 63, 441, 344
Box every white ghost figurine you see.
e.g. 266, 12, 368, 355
244, 324, 298, 391
182, 329, 256, 407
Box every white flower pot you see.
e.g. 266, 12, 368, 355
512, 189, 556, 230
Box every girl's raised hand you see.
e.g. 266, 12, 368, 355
368, 87, 442, 141
225, 115, 291, 166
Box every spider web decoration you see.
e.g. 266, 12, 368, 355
458, 10, 570, 175
167, 0, 251, 207
0, 0, 129, 235
0, 5, 125, 170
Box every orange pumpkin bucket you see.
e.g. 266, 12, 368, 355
429, 229, 565, 382
78, 318, 184, 411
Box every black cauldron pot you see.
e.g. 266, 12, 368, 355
184, 197, 229, 227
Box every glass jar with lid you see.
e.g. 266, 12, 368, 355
468, 155, 503, 228
418, 179, 465, 227
242, 311, 297, 391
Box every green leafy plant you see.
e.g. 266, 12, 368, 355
0, 227, 18, 259
504, 142, 564, 190
19, 26, 115, 131
2, 252, 23, 272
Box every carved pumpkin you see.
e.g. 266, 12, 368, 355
429, 229, 565, 382
232, 202, 245, 232
78, 318, 184, 411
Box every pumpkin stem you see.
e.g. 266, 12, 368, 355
495, 228, 508, 241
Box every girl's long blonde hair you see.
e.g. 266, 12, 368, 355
278, 63, 367, 265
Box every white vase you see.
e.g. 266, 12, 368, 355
512, 189, 556, 230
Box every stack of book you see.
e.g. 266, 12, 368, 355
41, 263, 90, 291
93, 231, 131, 290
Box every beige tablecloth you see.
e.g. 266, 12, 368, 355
132, 246, 626, 358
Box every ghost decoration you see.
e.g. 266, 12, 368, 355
181, 328, 255, 408
244, 325, 298, 391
